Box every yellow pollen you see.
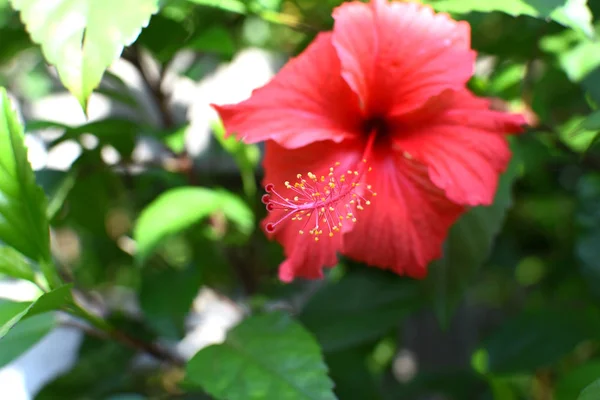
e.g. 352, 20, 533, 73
262, 160, 376, 245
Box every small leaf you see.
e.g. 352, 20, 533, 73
0, 312, 55, 368
185, 312, 336, 400
579, 379, 600, 400
0, 284, 72, 339
9, 0, 159, 111
58, 118, 141, 158
428, 0, 594, 37
0, 88, 51, 263
0, 300, 30, 334
426, 152, 520, 328
555, 360, 600, 400
189, 25, 236, 57
0, 245, 36, 281
300, 269, 420, 352
186, 0, 246, 14
134, 187, 254, 263
571, 110, 600, 135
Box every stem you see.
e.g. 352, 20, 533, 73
67, 301, 185, 367
39, 257, 63, 291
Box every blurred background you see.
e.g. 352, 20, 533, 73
1, 0, 600, 399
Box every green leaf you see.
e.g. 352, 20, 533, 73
134, 187, 254, 263
9, 0, 159, 111
555, 360, 600, 400
0, 88, 50, 263
140, 263, 202, 339
300, 269, 420, 352
52, 118, 141, 158
0, 299, 30, 334
188, 25, 236, 57
579, 378, 600, 400
0, 245, 36, 281
428, 0, 594, 37
325, 346, 382, 400
186, 0, 246, 14
426, 153, 520, 328
0, 284, 72, 339
540, 26, 600, 83
137, 13, 191, 64
473, 310, 590, 374
185, 312, 336, 400
570, 110, 600, 137
0, 312, 55, 368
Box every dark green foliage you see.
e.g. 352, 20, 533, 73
0, 1, 600, 399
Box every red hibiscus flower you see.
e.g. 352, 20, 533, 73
213, 0, 526, 282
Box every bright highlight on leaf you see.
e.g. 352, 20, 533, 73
9, 0, 159, 112
0, 88, 50, 264
134, 187, 254, 263
579, 379, 600, 400
0, 284, 72, 339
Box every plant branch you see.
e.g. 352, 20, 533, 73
65, 303, 186, 367
128, 46, 176, 130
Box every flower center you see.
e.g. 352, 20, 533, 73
261, 132, 377, 241
363, 116, 389, 138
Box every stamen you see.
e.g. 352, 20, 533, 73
261, 132, 378, 241
262, 161, 375, 239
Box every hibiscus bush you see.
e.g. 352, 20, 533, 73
2, 0, 600, 399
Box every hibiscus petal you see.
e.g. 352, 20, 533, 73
213, 33, 362, 149
262, 140, 364, 281
392, 90, 526, 206
332, 0, 475, 117
341, 153, 464, 278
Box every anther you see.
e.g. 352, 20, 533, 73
261, 152, 376, 241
